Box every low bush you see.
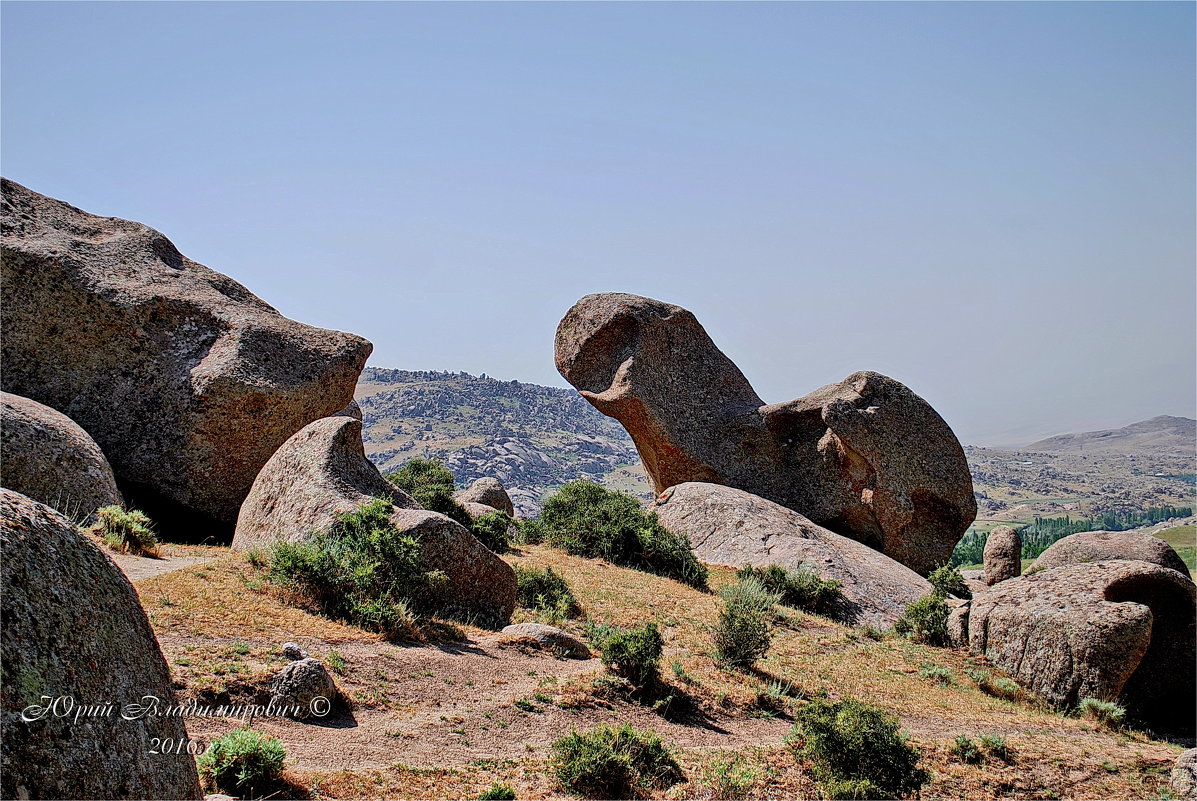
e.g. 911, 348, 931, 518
550, 723, 684, 798
268, 498, 443, 639
476, 783, 516, 800
1078, 697, 1126, 728
588, 622, 663, 687
471, 510, 515, 553
525, 480, 708, 588
918, 664, 954, 685
966, 669, 1022, 702
513, 565, 579, 621
893, 592, 950, 646
788, 697, 929, 800
949, 735, 983, 764
701, 752, 759, 800
737, 563, 843, 614
385, 458, 472, 528
927, 564, 972, 599
712, 577, 780, 669
196, 727, 286, 796
91, 505, 158, 556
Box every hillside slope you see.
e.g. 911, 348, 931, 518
1023, 415, 1195, 457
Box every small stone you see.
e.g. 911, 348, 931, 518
270, 657, 337, 720
501, 623, 591, 659
281, 642, 307, 661
1171, 749, 1197, 800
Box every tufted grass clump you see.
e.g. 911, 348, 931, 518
787, 697, 929, 800
927, 564, 972, 599
1078, 697, 1126, 729
550, 723, 684, 798
268, 498, 443, 639
522, 480, 708, 588
979, 734, 1011, 762
91, 505, 159, 556
386, 457, 472, 528
736, 563, 843, 615
196, 727, 286, 796
476, 783, 516, 800
713, 577, 780, 670
588, 621, 663, 687
701, 752, 760, 800
893, 592, 950, 646
514, 565, 580, 622
918, 664, 954, 685
949, 735, 983, 764
966, 669, 1022, 702
471, 510, 516, 553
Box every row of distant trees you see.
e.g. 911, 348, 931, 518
949, 505, 1193, 567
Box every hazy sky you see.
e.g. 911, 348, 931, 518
3, 2, 1193, 445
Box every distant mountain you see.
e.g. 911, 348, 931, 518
355, 367, 648, 516
1022, 416, 1196, 457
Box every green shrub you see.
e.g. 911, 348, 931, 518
386, 457, 472, 528
91, 505, 158, 556
966, 669, 1022, 702
589, 622, 663, 687
712, 577, 780, 669
949, 735, 983, 764
513, 565, 579, 621
268, 498, 443, 638
196, 727, 286, 796
893, 592, 949, 646
1078, 697, 1126, 728
476, 783, 516, 800
550, 723, 684, 798
918, 664, 954, 685
927, 564, 972, 599
530, 480, 708, 588
701, 752, 759, 800
471, 510, 515, 553
737, 563, 843, 614
979, 734, 1011, 762
788, 697, 929, 800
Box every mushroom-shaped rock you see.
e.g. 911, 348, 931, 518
501, 623, 591, 659
0, 488, 201, 799
0, 179, 372, 536
1030, 530, 1189, 576
233, 415, 516, 622
270, 657, 337, 719
456, 477, 515, 517
555, 293, 976, 575
983, 525, 1022, 585
0, 391, 123, 519
968, 560, 1196, 735
650, 482, 933, 627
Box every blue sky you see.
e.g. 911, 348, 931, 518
3, 1, 1193, 445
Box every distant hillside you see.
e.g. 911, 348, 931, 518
355, 367, 648, 516
1022, 416, 1195, 457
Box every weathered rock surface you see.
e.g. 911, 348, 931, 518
281, 642, 308, 661
0, 488, 201, 799
501, 623, 591, 659
983, 525, 1022, 585
233, 414, 516, 622
651, 482, 933, 627
0, 391, 123, 518
0, 179, 372, 535
270, 657, 337, 719
946, 601, 971, 648
555, 293, 976, 574
233, 414, 419, 549
1031, 530, 1189, 576
1172, 749, 1197, 800
968, 560, 1196, 734
461, 500, 504, 521
456, 477, 515, 517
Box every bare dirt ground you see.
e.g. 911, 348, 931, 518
111, 553, 216, 582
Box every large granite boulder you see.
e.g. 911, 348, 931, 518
0, 489, 201, 799
1, 391, 123, 519
456, 477, 515, 517
233, 414, 515, 622
555, 293, 975, 575
1, 179, 372, 536
651, 482, 933, 627
983, 525, 1022, 585
968, 560, 1196, 735
1030, 530, 1189, 576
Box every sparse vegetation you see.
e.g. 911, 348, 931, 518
949, 735, 983, 764
196, 727, 286, 796
267, 498, 444, 638
1078, 697, 1126, 728
736, 563, 843, 614
893, 592, 950, 646
967, 669, 1023, 702
513, 565, 579, 621
521, 480, 708, 588
476, 783, 516, 800
550, 723, 684, 798
788, 697, 929, 800
712, 577, 780, 669
918, 664, 954, 685
90, 505, 159, 556
927, 564, 971, 599
588, 621, 663, 687
979, 734, 1011, 762
700, 752, 760, 800
386, 457, 473, 528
